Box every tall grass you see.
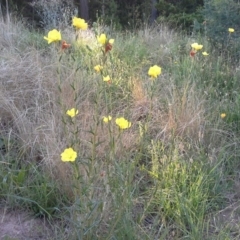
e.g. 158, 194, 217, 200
1, 11, 240, 239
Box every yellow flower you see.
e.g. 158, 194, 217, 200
94, 65, 103, 72
202, 51, 209, 56
191, 42, 203, 51
115, 117, 131, 129
103, 115, 112, 123
103, 75, 111, 82
61, 147, 77, 162
44, 29, 61, 44
109, 39, 114, 44
66, 108, 79, 118
148, 65, 162, 78
221, 113, 226, 119
191, 43, 198, 49
72, 17, 88, 30
228, 28, 234, 33
97, 34, 107, 45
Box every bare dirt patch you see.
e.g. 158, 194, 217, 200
208, 182, 240, 238
211, 201, 240, 236
0, 208, 53, 240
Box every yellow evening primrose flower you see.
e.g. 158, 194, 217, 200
72, 17, 88, 30
103, 75, 111, 82
191, 42, 198, 49
103, 115, 112, 123
109, 39, 114, 44
115, 117, 131, 130
66, 108, 79, 118
148, 65, 162, 78
195, 44, 203, 50
97, 34, 107, 45
44, 29, 61, 44
202, 51, 209, 56
61, 147, 77, 162
221, 113, 226, 119
228, 28, 235, 33
191, 42, 203, 51
94, 65, 103, 72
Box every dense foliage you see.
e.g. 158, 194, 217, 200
1, 0, 240, 36
203, 0, 240, 60
155, 0, 204, 31
0, 0, 152, 29
88, 0, 151, 28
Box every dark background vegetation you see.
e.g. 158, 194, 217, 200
2, 1, 239, 153
0, 0, 203, 30
1, 0, 239, 29
1, 0, 240, 59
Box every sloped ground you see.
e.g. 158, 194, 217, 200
208, 182, 240, 239
0, 208, 54, 240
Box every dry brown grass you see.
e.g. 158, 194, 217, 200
0, 16, 134, 191
0, 11, 228, 179
0, 15, 210, 189
2, 9, 240, 240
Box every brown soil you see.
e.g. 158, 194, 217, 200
211, 200, 240, 236
0, 208, 53, 240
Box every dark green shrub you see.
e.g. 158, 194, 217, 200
0, 0, 154, 30
34, 0, 76, 30
1, 0, 76, 30
203, 0, 240, 61
88, 0, 120, 28
89, 0, 151, 29
156, 0, 204, 31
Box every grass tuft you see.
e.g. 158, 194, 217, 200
1, 10, 240, 239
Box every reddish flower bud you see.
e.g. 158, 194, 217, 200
61, 40, 71, 50
105, 42, 113, 53
190, 49, 196, 57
